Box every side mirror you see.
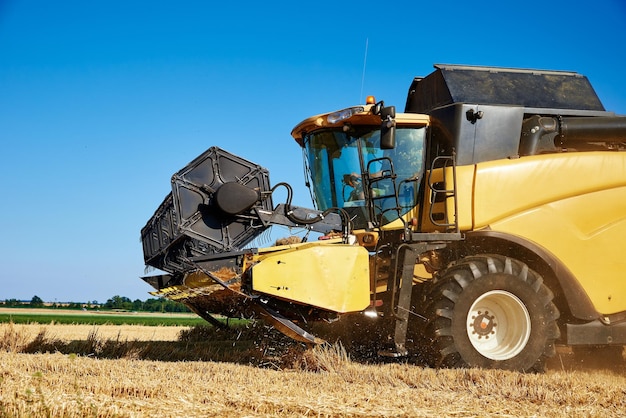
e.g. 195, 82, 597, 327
380, 105, 396, 149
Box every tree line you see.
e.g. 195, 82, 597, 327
1, 295, 191, 313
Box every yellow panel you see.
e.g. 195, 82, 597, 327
473, 152, 626, 315
252, 244, 370, 313
473, 152, 626, 228
491, 187, 626, 314
450, 165, 474, 230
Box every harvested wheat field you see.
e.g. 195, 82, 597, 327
0, 322, 186, 342
1, 323, 625, 417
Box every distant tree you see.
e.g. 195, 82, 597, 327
164, 300, 191, 312
83, 300, 99, 310
2, 298, 21, 307
97, 296, 191, 312
139, 297, 190, 313
30, 295, 44, 308
143, 298, 163, 312
105, 295, 132, 310
132, 299, 143, 311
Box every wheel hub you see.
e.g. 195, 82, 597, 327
466, 290, 531, 361
471, 310, 496, 338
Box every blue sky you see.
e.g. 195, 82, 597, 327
1, 1, 625, 303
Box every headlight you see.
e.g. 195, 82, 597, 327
327, 106, 365, 124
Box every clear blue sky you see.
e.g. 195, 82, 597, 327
1, 1, 625, 303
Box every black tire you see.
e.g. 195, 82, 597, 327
422, 254, 560, 372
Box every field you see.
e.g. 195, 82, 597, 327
1, 309, 625, 417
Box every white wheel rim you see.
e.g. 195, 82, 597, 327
466, 290, 531, 360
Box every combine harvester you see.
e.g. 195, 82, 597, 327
141, 64, 626, 371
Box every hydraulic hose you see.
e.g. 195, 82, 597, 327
271, 182, 352, 239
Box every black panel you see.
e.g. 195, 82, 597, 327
405, 64, 613, 165
406, 64, 605, 113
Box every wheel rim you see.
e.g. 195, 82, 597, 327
467, 290, 531, 360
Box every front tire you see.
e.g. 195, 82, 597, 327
423, 254, 560, 372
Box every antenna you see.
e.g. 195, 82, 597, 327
360, 38, 369, 104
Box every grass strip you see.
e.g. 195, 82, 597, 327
0, 313, 209, 327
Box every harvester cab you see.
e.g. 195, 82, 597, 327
290, 96, 433, 233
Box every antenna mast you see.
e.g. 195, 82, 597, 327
360, 38, 369, 104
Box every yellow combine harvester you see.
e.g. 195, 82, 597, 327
141, 64, 626, 371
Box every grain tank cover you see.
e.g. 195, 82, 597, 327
405, 64, 605, 113
404, 65, 611, 166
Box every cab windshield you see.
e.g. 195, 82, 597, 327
303, 126, 426, 229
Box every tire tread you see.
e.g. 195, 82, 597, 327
423, 254, 560, 372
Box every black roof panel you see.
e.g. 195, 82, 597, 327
405, 64, 605, 113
